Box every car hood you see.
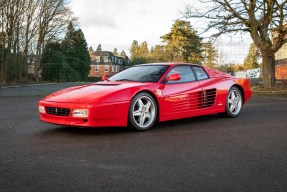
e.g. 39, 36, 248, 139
42, 82, 147, 104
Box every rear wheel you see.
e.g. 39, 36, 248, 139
222, 87, 243, 117
129, 92, 157, 131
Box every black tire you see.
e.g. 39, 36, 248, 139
128, 92, 157, 131
221, 86, 243, 118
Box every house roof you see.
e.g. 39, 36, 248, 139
91, 51, 130, 60
94, 51, 114, 57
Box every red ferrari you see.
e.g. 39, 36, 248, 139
38, 63, 252, 131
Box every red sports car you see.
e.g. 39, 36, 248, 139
38, 63, 252, 131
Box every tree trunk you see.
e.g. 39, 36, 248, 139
261, 54, 276, 88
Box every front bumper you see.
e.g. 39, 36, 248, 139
38, 100, 130, 127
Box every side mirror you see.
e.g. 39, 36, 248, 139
102, 75, 108, 81
165, 73, 181, 82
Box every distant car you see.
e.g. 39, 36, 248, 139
38, 63, 252, 131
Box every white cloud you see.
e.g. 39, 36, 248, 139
71, 0, 186, 44
70, 0, 251, 63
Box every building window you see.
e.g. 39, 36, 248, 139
96, 56, 100, 62
104, 56, 109, 62
95, 65, 99, 72
105, 65, 109, 72
100, 57, 104, 63
112, 66, 117, 72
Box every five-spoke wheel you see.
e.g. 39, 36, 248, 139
223, 86, 243, 117
129, 92, 157, 131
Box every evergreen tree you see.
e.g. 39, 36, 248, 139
139, 41, 149, 57
131, 57, 148, 65
96, 44, 102, 52
130, 40, 148, 65
61, 22, 90, 81
149, 45, 168, 62
41, 42, 65, 82
161, 20, 203, 63
217, 64, 234, 74
202, 42, 218, 68
243, 43, 260, 70
130, 40, 140, 60
150, 46, 154, 53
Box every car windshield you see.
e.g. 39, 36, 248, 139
109, 65, 169, 82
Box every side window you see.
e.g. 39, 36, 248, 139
192, 66, 209, 80
166, 65, 196, 84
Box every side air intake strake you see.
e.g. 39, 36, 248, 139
198, 88, 216, 109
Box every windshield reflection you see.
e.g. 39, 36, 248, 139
109, 65, 169, 83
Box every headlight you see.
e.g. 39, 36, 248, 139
72, 109, 88, 118
39, 105, 45, 113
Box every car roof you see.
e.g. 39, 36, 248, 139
138, 63, 202, 67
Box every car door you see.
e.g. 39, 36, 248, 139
192, 66, 217, 109
160, 65, 202, 118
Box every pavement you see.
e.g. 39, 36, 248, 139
1, 95, 287, 192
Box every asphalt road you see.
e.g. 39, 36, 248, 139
1, 95, 287, 192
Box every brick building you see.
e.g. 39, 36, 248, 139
275, 43, 287, 79
88, 50, 130, 78
274, 24, 287, 80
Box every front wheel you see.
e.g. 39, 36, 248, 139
222, 87, 243, 118
128, 92, 157, 131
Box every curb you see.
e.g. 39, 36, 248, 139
0, 83, 57, 89
252, 91, 287, 95
0, 82, 88, 89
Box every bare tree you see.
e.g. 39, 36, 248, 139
0, 0, 7, 83
0, 0, 26, 83
184, 0, 287, 88
34, 0, 75, 82
21, 0, 40, 79
0, 0, 75, 84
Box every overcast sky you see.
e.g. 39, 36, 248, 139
70, 0, 252, 63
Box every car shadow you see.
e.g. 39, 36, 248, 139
154, 114, 223, 130
39, 125, 132, 136
38, 113, 224, 137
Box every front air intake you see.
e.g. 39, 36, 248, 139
45, 106, 70, 116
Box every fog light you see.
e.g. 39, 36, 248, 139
73, 109, 88, 118
39, 105, 45, 113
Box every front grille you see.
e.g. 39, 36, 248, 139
45, 106, 70, 116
